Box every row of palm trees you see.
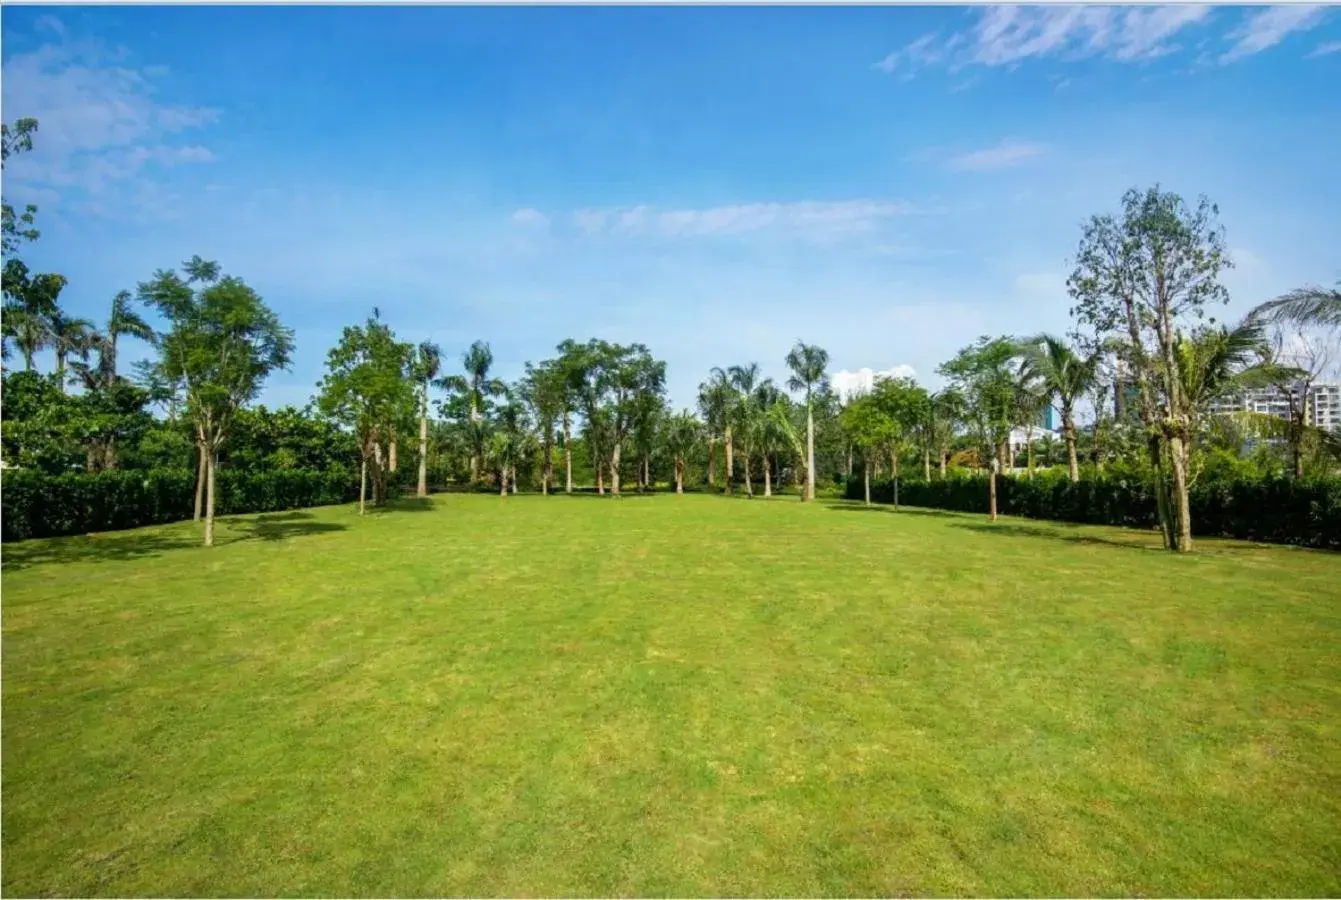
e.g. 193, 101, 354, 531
3, 289, 156, 394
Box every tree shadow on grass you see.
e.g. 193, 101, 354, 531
949, 520, 1165, 552
3, 511, 348, 571
821, 501, 965, 519
367, 496, 437, 514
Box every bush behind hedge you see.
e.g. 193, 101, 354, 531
845, 472, 1340, 550
2, 468, 362, 542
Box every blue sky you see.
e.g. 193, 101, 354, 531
4, 4, 1339, 410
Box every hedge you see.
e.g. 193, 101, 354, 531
2, 468, 363, 542
845, 472, 1341, 550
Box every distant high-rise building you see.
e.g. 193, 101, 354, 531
831, 365, 917, 402
1036, 405, 1059, 431
1209, 382, 1341, 432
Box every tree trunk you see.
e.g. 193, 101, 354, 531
724, 426, 733, 495
55, 352, 66, 394
675, 458, 684, 494
543, 430, 552, 496
389, 437, 397, 473
597, 459, 604, 494
764, 457, 772, 497
988, 468, 998, 522
1167, 433, 1193, 552
564, 413, 573, 493
939, 447, 947, 479
194, 440, 207, 521
643, 454, 650, 491
1148, 436, 1175, 550
1292, 413, 1305, 478
500, 463, 508, 497
1026, 425, 1035, 480
923, 447, 931, 482
359, 455, 367, 516
610, 443, 622, 495
469, 398, 480, 483
204, 451, 218, 547
743, 453, 753, 497
511, 462, 518, 494
707, 440, 717, 486
1064, 421, 1079, 482
864, 460, 871, 506
417, 413, 429, 497
805, 404, 816, 502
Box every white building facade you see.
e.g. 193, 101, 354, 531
1209, 382, 1341, 432
831, 365, 917, 402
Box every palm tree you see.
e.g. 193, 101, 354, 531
439, 340, 505, 483
728, 362, 761, 496
1250, 284, 1341, 329
48, 311, 95, 392
756, 393, 801, 497
701, 368, 735, 492
413, 341, 442, 497
785, 341, 829, 501
2, 271, 68, 372
1015, 334, 1099, 482
5, 305, 51, 372
103, 290, 156, 380
663, 409, 702, 494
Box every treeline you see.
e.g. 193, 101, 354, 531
4, 114, 1340, 551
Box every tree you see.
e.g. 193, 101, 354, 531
1255, 317, 1339, 477
582, 341, 666, 496
412, 341, 442, 497
521, 358, 566, 495
1069, 186, 1232, 552
1251, 283, 1341, 329
1015, 334, 1098, 481
47, 311, 95, 393
316, 312, 415, 516
785, 341, 829, 502
141, 260, 294, 545
939, 336, 1019, 520
839, 393, 892, 506
439, 340, 505, 483
697, 372, 732, 489
3, 272, 68, 371
728, 362, 761, 496
663, 410, 701, 493
2, 118, 41, 258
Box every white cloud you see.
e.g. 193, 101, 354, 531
874, 5, 1212, 74
510, 207, 549, 227
946, 139, 1046, 172
568, 199, 917, 240
1221, 6, 1327, 63
0, 27, 218, 217
1308, 39, 1341, 57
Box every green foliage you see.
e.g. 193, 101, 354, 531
846, 471, 1340, 549
2, 468, 359, 542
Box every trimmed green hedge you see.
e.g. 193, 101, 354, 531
2, 468, 362, 542
845, 473, 1341, 550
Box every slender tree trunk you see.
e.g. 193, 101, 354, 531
846, 443, 853, 478
675, 458, 685, 494
194, 438, 207, 521
1168, 433, 1193, 552
55, 352, 66, 393
359, 455, 367, 516
707, 440, 717, 486
389, 436, 397, 473
417, 413, 429, 497
1064, 420, 1079, 482
1148, 436, 1175, 550
1026, 425, 1035, 480
610, 443, 622, 496
643, 454, 650, 491
500, 463, 508, 497
204, 451, 218, 547
939, 447, 947, 479
744, 453, 753, 497
923, 447, 931, 482
764, 457, 772, 497
724, 426, 734, 495
864, 460, 871, 506
805, 403, 816, 502
469, 398, 479, 483
1292, 413, 1305, 478
597, 459, 604, 494
23, 350, 33, 372
988, 467, 998, 522
543, 430, 552, 496
511, 462, 518, 494
564, 413, 573, 494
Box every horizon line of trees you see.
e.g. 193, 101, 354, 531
5, 116, 1340, 552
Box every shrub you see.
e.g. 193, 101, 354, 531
2, 468, 360, 542
844, 472, 1340, 550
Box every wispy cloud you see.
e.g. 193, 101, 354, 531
946, 139, 1046, 172
566, 199, 917, 239
872, 5, 1328, 76
1308, 38, 1341, 57
510, 207, 549, 227
1221, 6, 1327, 63
0, 19, 219, 218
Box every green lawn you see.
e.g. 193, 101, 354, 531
3, 493, 1339, 897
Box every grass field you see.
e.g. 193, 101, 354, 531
3, 493, 1339, 897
